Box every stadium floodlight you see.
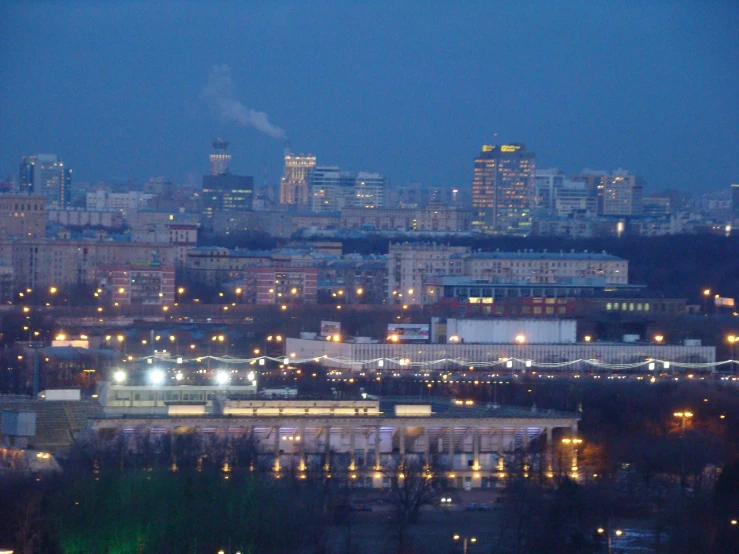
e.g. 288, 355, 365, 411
113, 370, 127, 383
215, 371, 231, 386
149, 369, 165, 385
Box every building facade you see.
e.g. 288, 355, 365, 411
201, 174, 254, 226
340, 205, 472, 232
472, 144, 535, 234
209, 138, 232, 176
19, 154, 72, 208
242, 266, 318, 305
386, 242, 470, 305
0, 239, 176, 289
100, 263, 176, 305
280, 152, 316, 205
0, 194, 47, 239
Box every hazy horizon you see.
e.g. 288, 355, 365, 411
1, 1, 737, 192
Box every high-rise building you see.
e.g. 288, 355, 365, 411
572, 169, 643, 217
731, 184, 739, 221
202, 174, 254, 226
19, 154, 72, 208
201, 141, 254, 228
471, 144, 535, 234
280, 151, 316, 205
209, 139, 231, 176
534, 168, 566, 213
308, 166, 386, 213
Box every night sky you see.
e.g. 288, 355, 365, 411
1, 1, 737, 192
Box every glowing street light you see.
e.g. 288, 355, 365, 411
453, 535, 477, 554
149, 369, 165, 385
654, 334, 664, 343
113, 370, 127, 383
515, 334, 526, 344
215, 371, 231, 386
49, 286, 58, 294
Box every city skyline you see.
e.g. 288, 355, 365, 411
1, 2, 737, 191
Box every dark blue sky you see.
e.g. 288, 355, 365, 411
1, 1, 737, 192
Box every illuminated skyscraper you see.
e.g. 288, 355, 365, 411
19, 154, 72, 208
572, 169, 643, 216
202, 141, 252, 229
209, 138, 231, 176
471, 144, 535, 234
280, 150, 316, 205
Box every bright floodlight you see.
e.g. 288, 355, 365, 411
215, 371, 231, 386
247, 372, 255, 382
149, 369, 165, 385
113, 370, 127, 383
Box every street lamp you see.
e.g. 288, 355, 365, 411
515, 334, 526, 344
703, 288, 711, 315
674, 411, 693, 490
728, 335, 737, 362
597, 527, 624, 554
453, 534, 477, 554
654, 334, 664, 344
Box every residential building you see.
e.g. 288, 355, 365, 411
100, 262, 175, 305
19, 154, 72, 208
572, 169, 643, 217
0, 239, 175, 290
0, 194, 46, 239
85, 190, 154, 214
471, 144, 535, 234
340, 205, 472, 232
461, 251, 628, 285
47, 208, 124, 229
242, 266, 318, 305
386, 242, 470, 304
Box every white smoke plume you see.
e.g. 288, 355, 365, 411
203, 65, 286, 140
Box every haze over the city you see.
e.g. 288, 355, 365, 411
1, 1, 737, 191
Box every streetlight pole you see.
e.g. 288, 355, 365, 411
453, 535, 477, 554
673, 411, 693, 491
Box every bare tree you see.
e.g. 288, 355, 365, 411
383, 456, 447, 553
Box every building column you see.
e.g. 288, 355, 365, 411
472, 426, 480, 470
497, 427, 504, 473
324, 425, 331, 471
299, 425, 306, 472
374, 425, 381, 470
546, 427, 553, 477
570, 424, 578, 478
273, 426, 280, 472
349, 427, 356, 471
399, 425, 406, 466
448, 426, 455, 461
424, 426, 430, 468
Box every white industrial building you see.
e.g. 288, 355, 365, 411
435, 318, 577, 344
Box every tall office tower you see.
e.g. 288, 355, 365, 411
280, 150, 316, 205
209, 138, 231, 176
471, 144, 535, 234
534, 168, 566, 213
202, 143, 253, 229
352, 172, 386, 209
573, 169, 643, 216
19, 154, 72, 207
732, 184, 739, 221
308, 165, 342, 212
308, 166, 387, 212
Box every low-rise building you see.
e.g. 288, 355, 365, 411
0, 194, 47, 239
